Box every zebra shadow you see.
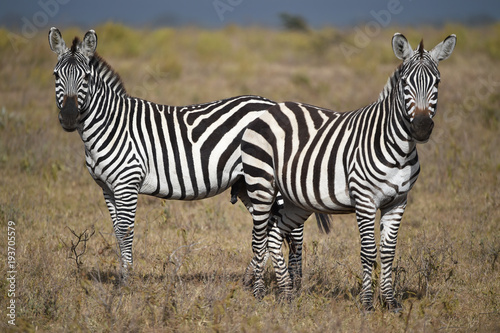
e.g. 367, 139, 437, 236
84, 268, 122, 286
83, 268, 244, 286
298, 275, 424, 308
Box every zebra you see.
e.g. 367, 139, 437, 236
240, 33, 456, 310
48, 27, 330, 277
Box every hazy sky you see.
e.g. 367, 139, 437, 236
1, 0, 499, 31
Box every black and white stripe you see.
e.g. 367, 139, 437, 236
241, 33, 456, 309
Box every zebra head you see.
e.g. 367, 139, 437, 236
392, 33, 456, 143
48, 27, 97, 132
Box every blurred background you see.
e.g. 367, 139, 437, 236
2, 0, 500, 29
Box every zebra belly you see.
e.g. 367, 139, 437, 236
279, 161, 415, 214
278, 170, 355, 214
139, 166, 238, 200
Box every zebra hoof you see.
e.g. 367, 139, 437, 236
242, 266, 255, 290
362, 303, 375, 313
253, 286, 266, 300
292, 280, 302, 292
277, 291, 293, 303
119, 267, 131, 285
388, 301, 403, 313
242, 274, 254, 291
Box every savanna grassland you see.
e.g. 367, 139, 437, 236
0, 23, 499, 332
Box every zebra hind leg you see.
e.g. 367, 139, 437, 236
230, 179, 269, 290
245, 186, 275, 299
287, 224, 304, 292
242, 221, 274, 290
269, 206, 311, 302
267, 222, 293, 302
251, 213, 273, 299
232, 178, 281, 293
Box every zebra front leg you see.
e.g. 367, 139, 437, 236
379, 200, 406, 312
104, 188, 138, 279
355, 205, 378, 311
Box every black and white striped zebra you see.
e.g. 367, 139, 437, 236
240, 33, 456, 310
48, 28, 330, 277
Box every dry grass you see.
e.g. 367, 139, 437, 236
0, 23, 499, 332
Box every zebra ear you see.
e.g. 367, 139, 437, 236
48, 27, 67, 57
430, 34, 456, 63
80, 29, 98, 59
392, 33, 413, 61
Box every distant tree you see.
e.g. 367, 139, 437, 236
279, 13, 309, 32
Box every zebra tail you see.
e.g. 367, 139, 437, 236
315, 213, 332, 234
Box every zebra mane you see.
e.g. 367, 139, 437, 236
70, 37, 79, 53
418, 39, 425, 58
90, 53, 128, 97
377, 63, 403, 102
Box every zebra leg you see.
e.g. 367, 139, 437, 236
242, 255, 257, 289
103, 190, 117, 224
104, 188, 138, 278
230, 179, 271, 290
287, 224, 304, 292
379, 200, 406, 312
243, 229, 272, 291
251, 207, 273, 299
244, 177, 275, 298
268, 221, 293, 301
355, 204, 378, 311
269, 206, 310, 301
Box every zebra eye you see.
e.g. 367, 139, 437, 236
53, 72, 60, 80
84, 73, 90, 81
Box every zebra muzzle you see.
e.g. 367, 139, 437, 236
59, 95, 79, 132
410, 114, 434, 143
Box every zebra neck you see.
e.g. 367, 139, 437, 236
377, 65, 415, 154
382, 84, 417, 158
78, 79, 130, 142
78, 55, 130, 137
